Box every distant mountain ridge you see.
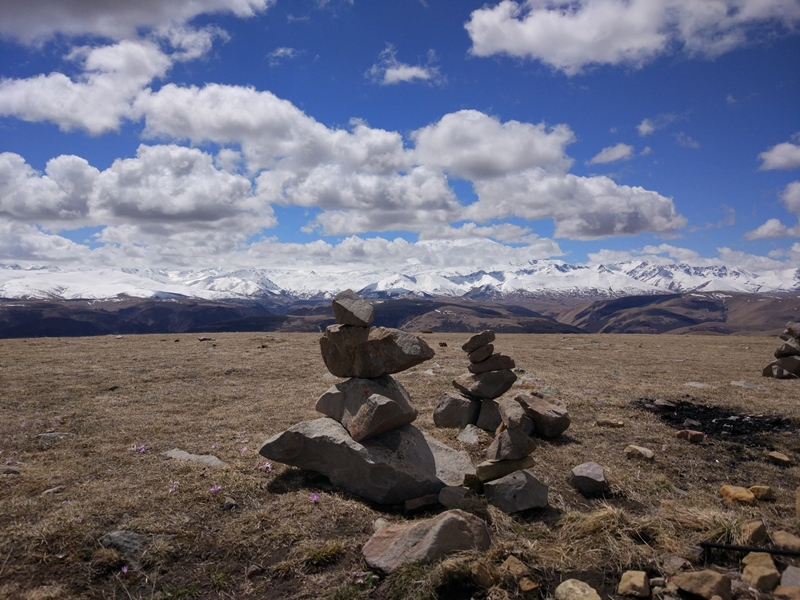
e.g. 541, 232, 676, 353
1, 260, 798, 301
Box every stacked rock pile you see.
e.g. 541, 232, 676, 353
434, 331, 572, 513
259, 290, 475, 506
433, 330, 518, 431
763, 321, 800, 379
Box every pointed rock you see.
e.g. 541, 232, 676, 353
475, 399, 503, 432
320, 325, 434, 378
497, 397, 531, 433
515, 393, 570, 438
259, 418, 474, 505
453, 370, 517, 400
362, 509, 491, 573
468, 353, 516, 374
462, 330, 496, 353
315, 375, 417, 442
483, 469, 548, 513
433, 392, 480, 429
332, 289, 374, 326
485, 428, 536, 461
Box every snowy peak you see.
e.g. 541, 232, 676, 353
0, 260, 797, 301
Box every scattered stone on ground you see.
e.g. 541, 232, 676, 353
772, 530, 800, 552
741, 552, 780, 592
162, 448, 228, 468
624, 444, 655, 461
569, 461, 610, 495
676, 429, 705, 443
98, 530, 173, 571
719, 484, 756, 505
742, 520, 768, 545
483, 469, 548, 514
670, 569, 731, 600
361, 509, 491, 573
596, 418, 624, 427
555, 578, 602, 600
748, 484, 775, 500
618, 570, 650, 597
783, 566, 800, 587
767, 450, 792, 466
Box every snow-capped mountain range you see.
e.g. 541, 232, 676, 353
0, 261, 798, 301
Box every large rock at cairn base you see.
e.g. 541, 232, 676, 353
259, 418, 475, 505
433, 392, 480, 429
362, 509, 491, 573
332, 289, 374, 326
453, 369, 517, 400
320, 325, 434, 378
315, 375, 417, 442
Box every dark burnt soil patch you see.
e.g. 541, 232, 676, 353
632, 397, 798, 448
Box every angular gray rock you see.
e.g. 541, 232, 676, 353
453, 369, 517, 400
438, 485, 478, 509
485, 428, 536, 461
483, 469, 548, 514
624, 445, 655, 461
775, 338, 800, 358
319, 324, 434, 378
782, 322, 800, 341
433, 391, 480, 429
315, 375, 417, 442
475, 398, 502, 432
362, 509, 491, 573
468, 344, 494, 364
462, 330, 496, 353
259, 418, 475, 505
332, 289, 374, 326
497, 397, 532, 433
468, 353, 516, 375
569, 461, 610, 495
515, 393, 570, 438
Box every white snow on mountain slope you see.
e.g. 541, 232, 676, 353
0, 260, 797, 301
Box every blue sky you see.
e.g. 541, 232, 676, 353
0, 0, 799, 274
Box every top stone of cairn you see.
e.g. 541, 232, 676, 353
333, 289, 374, 326
461, 330, 496, 353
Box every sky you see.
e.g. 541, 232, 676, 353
0, 0, 799, 275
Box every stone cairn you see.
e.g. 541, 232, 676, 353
433, 330, 572, 513
259, 289, 476, 506
763, 321, 800, 379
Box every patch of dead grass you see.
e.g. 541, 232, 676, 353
1, 332, 798, 598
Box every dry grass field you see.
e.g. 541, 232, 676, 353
1, 332, 798, 599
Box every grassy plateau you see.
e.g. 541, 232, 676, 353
0, 332, 798, 599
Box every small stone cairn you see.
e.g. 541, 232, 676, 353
763, 321, 800, 379
434, 330, 572, 513
259, 290, 475, 506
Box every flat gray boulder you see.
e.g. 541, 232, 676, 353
515, 393, 570, 438
332, 289, 374, 326
259, 418, 475, 505
484, 469, 548, 514
468, 344, 494, 363
315, 375, 417, 442
320, 325, 434, 378
433, 391, 480, 429
362, 509, 491, 573
468, 353, 515, 375
461, 330, 496, 353
453, 369, 517, 400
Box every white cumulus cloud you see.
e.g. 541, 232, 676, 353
466, 0, 800, 75
412, 110, 575, 179
758, 135, 800, 170
366, 45, 442, 85
588, 143, 634, 164
745, 181, 800, 239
